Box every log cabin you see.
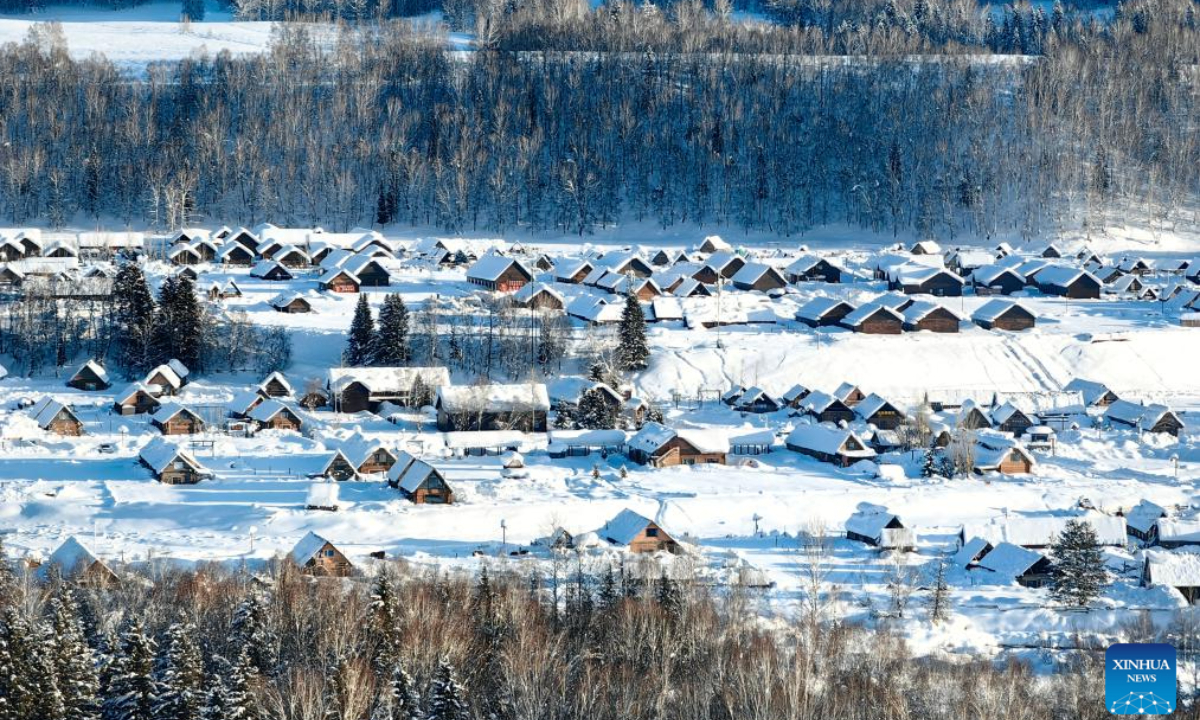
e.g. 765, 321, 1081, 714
270, 292, 314, 314
151, 403, 206, 435
796, 391, 856, 424
392, 460, 455, 504
972, 300, 1036, 331
784, 256, 842, 284
844, 504, 915, 550
327, 367, 450, 412
467, 255, 535, 292
318, 268, 361, 293
902, 301, 962, 333
839, 304, 904, 334
289, 532, 353, 577
794, 297, 856, 327
31, 398, 84, 436
41, 537, 119, 587
435, 384, 550, 432
140, 438, 208, 484
67, 359, 111, 391
113, 383, 161, 416
785, 424, 876, 467
625, 422, 729, 467
1034, 266, 1102, 299
731, 263, 788, 292
248, 400, 304, 432
513, 282, 566, 311
597, 509, 680, 554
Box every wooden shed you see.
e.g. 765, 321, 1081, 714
140, 438, 208, 484
625, 422, 728, 467
839, 304, 904, 334
67, 359, 111, 391
151, 403, 206, 435
31, 398, 85, 436
902, 301, 961, 333
598, 509, 680, 554
972, 300, 1036, 331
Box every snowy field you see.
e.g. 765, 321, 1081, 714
3, 223, 1200, 663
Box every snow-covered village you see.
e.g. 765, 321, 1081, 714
0, 0, 1198, 714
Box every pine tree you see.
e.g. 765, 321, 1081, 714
169, 276, 205, 372
576, 387, 618, 429
48, 587, 101, 720
928, 558, 951, 623
204, 649, 258, 720
229, 591, 278, 677
374, 663, 420, 720
0, 609, 63, 720
551, 399, 576, 429
345, 295, 376, 367
0, 538, 18, 609
921, 445, 936, 478
374, 294, 411, 366
112, 261, 158, 377
103, 619, 158, 720
1050, 520, 1107, 608
369, 574, 402, 678
598, 565, 619, 609
155, 621, 205, 720
656, 570, 683, 620
424, 660, 469, 720
617, 292, 649, 371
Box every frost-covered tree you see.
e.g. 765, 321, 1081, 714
374, 294, 411, 366
928, 558, 951, 623
228, 592, 278, 676
373, 663, 420, 720
425, 660, 469, 720
617, 292, 649, 371
155, 621, 205, 720
345, 295, 376, 367
103, 619, 159, 720
656, 569, 683, 620
1050, 520, 1107, 608
369, 574, 403, 678
48, 587, 101, 720
1, 608, 63, 720
112, 262, 158, 377
576, 387, 619, 429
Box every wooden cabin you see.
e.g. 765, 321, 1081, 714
1035, 267, 1101, 299
972, 300, 1036, 331
840, 304, 903, 334
785, 425, 877, 467
393, 460, 455, 504
731, 263, 788, 293
67, 360, 111, 391
467, 255, 535, 292
844, 504, 915, 550
626, 422, 728, 467
151, 404, 205, 435
319, 451, 359, 481
598, 509, 680, 554
42, 537, 119, 587
784, 256, 842, 284
251, 260, 294, 281
271, 293, 314, 314
855, 394, 906, 430
434, 384, 550, 432
319, 269, 361, 294
248, 400, 303, 432
796, 391, 856, 424
32, 398, 84, 436
795, 298, 855, 327
328, 367, 450, 412
902, 302, 961, 333
290, 532, 353, 577
140, 439, 208, 484
113, 383, 161, 416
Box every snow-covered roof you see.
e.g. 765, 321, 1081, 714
671, 278, 708, 298
513, 282, 564, 304
73, 359, 109, 384
145, 364, 185, 390
396, 460, 442, 494
841, 303, 903, 328
888, 263, 962, 285
1125, 500, 1167, 535
1034, 265, 1099, 287
651, 297, 684, 321
1104, 399, 1178, 428
114, 382, 157, 404
1157, 520, 1200, 545
698, 235, 732, 252
731, 262, 782, 286
972, 299, 1032, 323
31, 397, 78, 429
785, 255, 836, 275
902, 300, 961, 324
964, 514, 1127, 547
567, 296, 623, 323
946, 249, 993, 269
341, 433, 394, 469
217, 241, 253, 260
599, 509, 659, 546
328, 366, 451, 394
794, 296, 854, 323
627, 422, 678, 455
951, 537, 993, 568
44, 537, 112, 579
844, 503, 901, 540
319, 267, 360, 285
227, 389, 265, 416
436, 384, 550, 413
990, 401, 1029, 425
1145, 550, 1200, 587
139, 437, 202, 473
969, 264, 1024, 287
554, 258, 593, 281
253, 260, 289, 277
781, 384, 809, 403
785, 424, 875, 458
702, 251, 742, 273
855, 393, 902, 421
1063, 378, 1115, 406
797, 390, 843, 414
258, 371, 293, 396
977, 542, 1045, 578
248, 399, 297, 424
151, 402, 198, 424
290, 531, 335, 564
467, 253, 533, 282
910, 240, 941, 254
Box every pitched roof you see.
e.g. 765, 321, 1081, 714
795, 297, 855, 323
1063, 378, 1116, 406
327, 366, 450, 394
290, 531, 335, 565
139, 437, 203, 473
785, 255, 836, 275
626, 422, 678, 455
1125, 499, 1168, 535
467, 253, 533, 282
436, 384, 550, 413
855, 393, 903, 421
785, 424, 875, 459
844, 503, 901, 539
731, 262, 783, 286
902, 300, 961, 324
45, 537, 113, 579
151, 402, 200, 424
248, 399, 298, 424
840, 303, 903, 328
31, 398, 78, 429
972, 299, 1033, 323
1034, 265, 1099, 287
1145, 550, 1200, 587
977, 542, 1046, 578
1104, 399, 1177, 427
963, 514, 1127, 547
258, 371, 293, 396
969, 264, 1025, 287
72, 359, 109, 384
599, 509, 660, 546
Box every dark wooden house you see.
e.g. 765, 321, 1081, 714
972, 300, 1036, 331
626, 422, 728, 467
290, 532, 353, 577
67, 360, 111, 391
151, 403, 206, 435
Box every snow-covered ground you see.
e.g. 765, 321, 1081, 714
3, 225, 1200, 663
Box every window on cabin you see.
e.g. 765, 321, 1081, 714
646, 528, 659, 537
324, 549, 335, 557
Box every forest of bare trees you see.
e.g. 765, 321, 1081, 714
0, 0, 1193, 240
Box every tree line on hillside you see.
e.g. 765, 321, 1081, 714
1, 537, 1190, 720
0, 0, 1193, 241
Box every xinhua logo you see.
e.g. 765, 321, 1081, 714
1106, 643, 1176, 715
